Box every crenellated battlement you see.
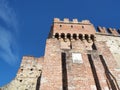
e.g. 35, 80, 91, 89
97, 26, 120, 36
49, 18, 96, 42
53, 18, 91, 24
49, 18, 120, 43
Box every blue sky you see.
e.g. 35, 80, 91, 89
0, 0, 120, 87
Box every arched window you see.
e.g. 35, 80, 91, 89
91, 34, 95, 41
67, 33, 71, 40
61, 33, 65, 39
79, 34, 83, 40
85, 34, 89, 41
55, 33, 59, 39
73, 34, 77, 40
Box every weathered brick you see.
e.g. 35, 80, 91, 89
1, 18, 120, 90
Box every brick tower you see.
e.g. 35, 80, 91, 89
40, 18, 97, 90
1, 18, 120, 90
40, 18, 120, 90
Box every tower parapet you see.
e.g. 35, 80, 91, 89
53, 18, 91, 24
49, 18, 96, 42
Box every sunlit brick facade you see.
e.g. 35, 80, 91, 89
1, 18, 120, 90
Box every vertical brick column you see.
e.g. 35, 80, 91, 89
40, 39, 62, 90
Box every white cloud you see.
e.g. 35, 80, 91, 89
0, 0, 18, 31
0, 0, 19, 65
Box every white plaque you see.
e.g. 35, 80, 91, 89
72, 53, 83, 63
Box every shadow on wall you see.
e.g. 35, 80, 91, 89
87, 54, 120, 90
61, 52, 68, 90
87, 54, 102, 90
36, 71, 42, 90
99, 55, 120, 90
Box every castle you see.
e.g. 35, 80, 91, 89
1, 18, 120, 90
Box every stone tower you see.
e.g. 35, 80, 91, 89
1, 18, 120, 90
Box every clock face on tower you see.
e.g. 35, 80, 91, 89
72, 53, 83, 64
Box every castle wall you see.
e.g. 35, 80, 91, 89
96, 34, 120, 68
96, 34, 120, 88
1, 56, 43, 90
1, 18, 120, 90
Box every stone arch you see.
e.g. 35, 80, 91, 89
79, 34, 83, 40
91, 34, 95, 41
55, 33, 59, 39
67, 33, 71, 40
85, 34, 89, 41
73, 33, 77, 40
61, 33, 65, 39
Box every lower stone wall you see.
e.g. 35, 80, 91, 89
1, 56, 43, 90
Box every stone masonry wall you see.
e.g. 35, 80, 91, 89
1, 56, 43, 90
96, 34, 120, 88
